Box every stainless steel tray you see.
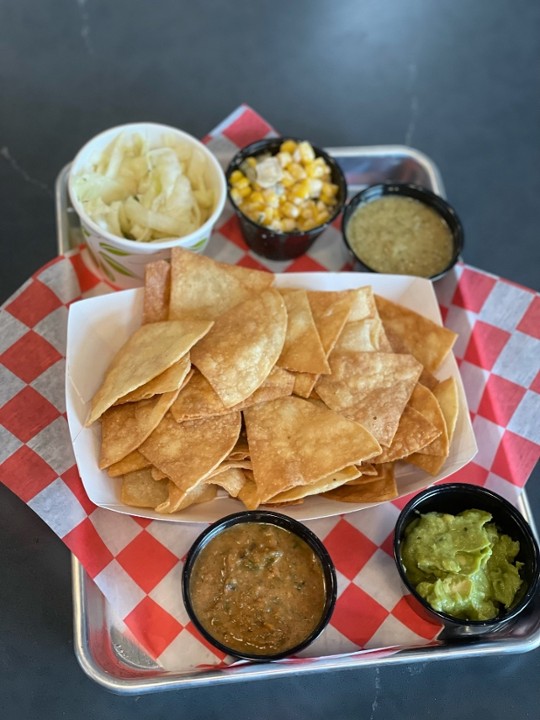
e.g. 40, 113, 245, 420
56, 146, 540, 694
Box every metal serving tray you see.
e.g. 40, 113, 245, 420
56, 146, 540, 694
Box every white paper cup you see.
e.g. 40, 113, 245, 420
68, 122, 226, 289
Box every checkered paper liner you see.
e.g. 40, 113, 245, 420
1, 106, 539, 672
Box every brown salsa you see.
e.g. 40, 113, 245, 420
346, 195, 454, 277
189, 522, 327, 656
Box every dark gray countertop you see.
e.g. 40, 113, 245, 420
1, 1, 539, 717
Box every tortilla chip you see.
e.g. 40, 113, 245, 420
170, 366, 294, 422
191, 289, 287, 407
121, 468, 169, 508
277, 289, 331, 374
86, 319, 213, 425
408, 383, 449, 457
168, 246, 273, 321
151, 466, 169, 481
143, 260, 171, 323
244, 396, 381, 503
139, 411, 241, 492
323, 463, 397, 503
292, 289, 356, 397
107, 449, 150, 477
373, 406, 441, 463
155, 481, 218, 514
236, 471, 260, 510
266, 465, 362, 504
375, 295, 457, 372
99, 389, 179, 469
333, 317, 388, 353
433, 377, 459, 443
115, 354, 191, 404
206, 467, 247, 497
316, 352, 423, 447
406, 377, 459, 475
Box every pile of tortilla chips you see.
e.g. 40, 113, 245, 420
85, 247, 460, 515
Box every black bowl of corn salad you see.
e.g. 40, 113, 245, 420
226, 138, 347, 261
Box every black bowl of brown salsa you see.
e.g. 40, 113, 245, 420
182, 511, 337, 661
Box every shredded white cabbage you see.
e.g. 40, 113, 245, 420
73, 132, 215, 242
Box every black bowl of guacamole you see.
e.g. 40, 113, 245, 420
393, 483, 540, 639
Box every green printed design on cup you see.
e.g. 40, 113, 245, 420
99, 251, 136, 278
99, 242, 132, 257
191, 236, 208, 251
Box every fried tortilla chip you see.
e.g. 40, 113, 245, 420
191, 289, 287, 407
277, 289, 330, 375
244, 396, 381, 503
406, 377, 459, 475
143, 260, 171, 323
115, 354, 191, 404
373, 406, 441, 463
323, 463, 397, 503
121, 468, 169, 508
375, 295, 457, 372
139, 411, 241, 492
107, 449, 150, 477
99, 389, 179, 469
206, 467, 247, 497
316, 352, 423, 447
266, 465, 361, 504
168, 246, 273, 321
293, 289, 356, 398
408, 383, 449, 457
155, 481, 218, 514
433, 377, 459, 443
170, 366, 294, 422
86, 319, 213, 425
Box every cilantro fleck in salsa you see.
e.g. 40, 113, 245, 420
187, 521, 331, 657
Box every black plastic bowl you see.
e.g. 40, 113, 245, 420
393, 483, 540, 640
342, 183, 464, 281
182, 510, 337, 661
226, 138, 347, 261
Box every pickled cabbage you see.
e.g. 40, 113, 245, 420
72, 132, 215, 242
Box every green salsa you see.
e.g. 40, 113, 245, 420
401, 509, 523, 621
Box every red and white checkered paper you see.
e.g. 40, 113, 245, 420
1, 106, 539, 672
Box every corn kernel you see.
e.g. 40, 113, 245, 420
280, 171, 294, 188
288, 162, 307, 181
230, 188, 243, 205
269, 219, 283, 232
315, 210, 331, 225
237, 184, 252, 198
245, 157, 257, 168
262, 207, 275, 224
282, 202, 300, 219
230, 169, 246, 185
321, 182, 338, 201
308, 179, 323, 197
290, 180, 311, 200
262, 189, 279, 208
247, 190, 264, 205
276, 151, 292, 168
282, 218, 296, 232
280, 140, 297, 155
300, 201, 316, 219
298, 141, 316, 163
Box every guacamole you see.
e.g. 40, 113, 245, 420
401, 509, 523, 621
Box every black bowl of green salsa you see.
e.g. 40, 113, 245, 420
393, 483, 540, 639
341, 183, 464, 281
182, 510, 337, 661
